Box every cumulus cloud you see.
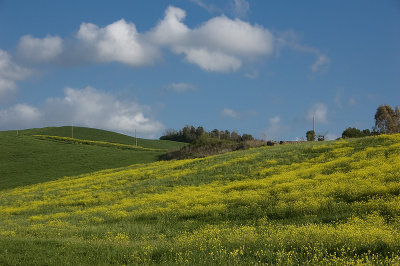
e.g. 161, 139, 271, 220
184, 48, 242, 72
0, 104, 42, 129
0, 86, 164, 137
75, 19, 160, 66
17, 35, 63, 63
149, 6, 274, 72
14, 6, 328, 73
0, 49, 31, 102
165, 82, 196, 93
307, 103, 328, 124
16, 6, 273, 72
16, 20, 159, 67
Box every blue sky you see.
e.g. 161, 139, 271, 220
0, 0, 399, 140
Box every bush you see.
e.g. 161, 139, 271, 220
342, 127, 372, 139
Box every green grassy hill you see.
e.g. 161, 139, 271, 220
0, 127, 185, 190
1, 134, 400, 264
8, 126, 186, 150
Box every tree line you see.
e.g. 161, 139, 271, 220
341, 104, 400, 139
305, 104, 400, 141
160, 125, 254, 143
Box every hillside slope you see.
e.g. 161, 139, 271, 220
1, 135, 400, 264
0, 133, 165, 190
8, 126, 186, 150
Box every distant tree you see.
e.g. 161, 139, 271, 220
230, 131, 241, 142
241, 134, 254, 142
224, 130, 231, 140
374, 104, 400, 134
210, 129, 220, 139
342, 127, 363, 139
195, 126, 205, 138
306, 130, 315, 141
182, 125, 191, 142
362, 129, 371, 136
342, 127, 372, 139
160, 129, 177, 139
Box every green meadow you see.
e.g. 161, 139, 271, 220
0, 127, 184, 190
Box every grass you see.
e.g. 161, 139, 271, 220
10, 126, 186, 151
0, 133, 165, 190
33, 135, 167, 151
0, 126, 186, 190
1, 134, 400, 264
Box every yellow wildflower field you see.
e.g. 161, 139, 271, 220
1, 134, 400, 264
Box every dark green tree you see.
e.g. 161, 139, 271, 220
195, 126, 204, 138
306, 130, 315, 141
342, 127, 363, 138
241, 134, 254, 142
230, 131, 241, 142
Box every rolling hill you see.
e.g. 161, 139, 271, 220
1, 134, 399, 264
0, 127, 185, 190
9, 126, 186, 150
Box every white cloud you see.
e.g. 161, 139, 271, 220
231, 0, 250, 18
150, 6, 274, 72
311, 54, 330, 72
0, 49, 31, 102
165, 82, 196, 93
184, 48, 242, 72
0, 86, 164, 137
221, 108, 240, 118
0, 104, 41, 129
17, 6, 273, 71
17, 20, 159, 67
307, 103, 328, 124
17, 35, 63, 63
75, 19, 160, 66
13, 6, 329, 74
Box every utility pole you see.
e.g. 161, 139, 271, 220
135, 128, 137, 147
72, 124, 74, 138
313, 116, 315, 133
